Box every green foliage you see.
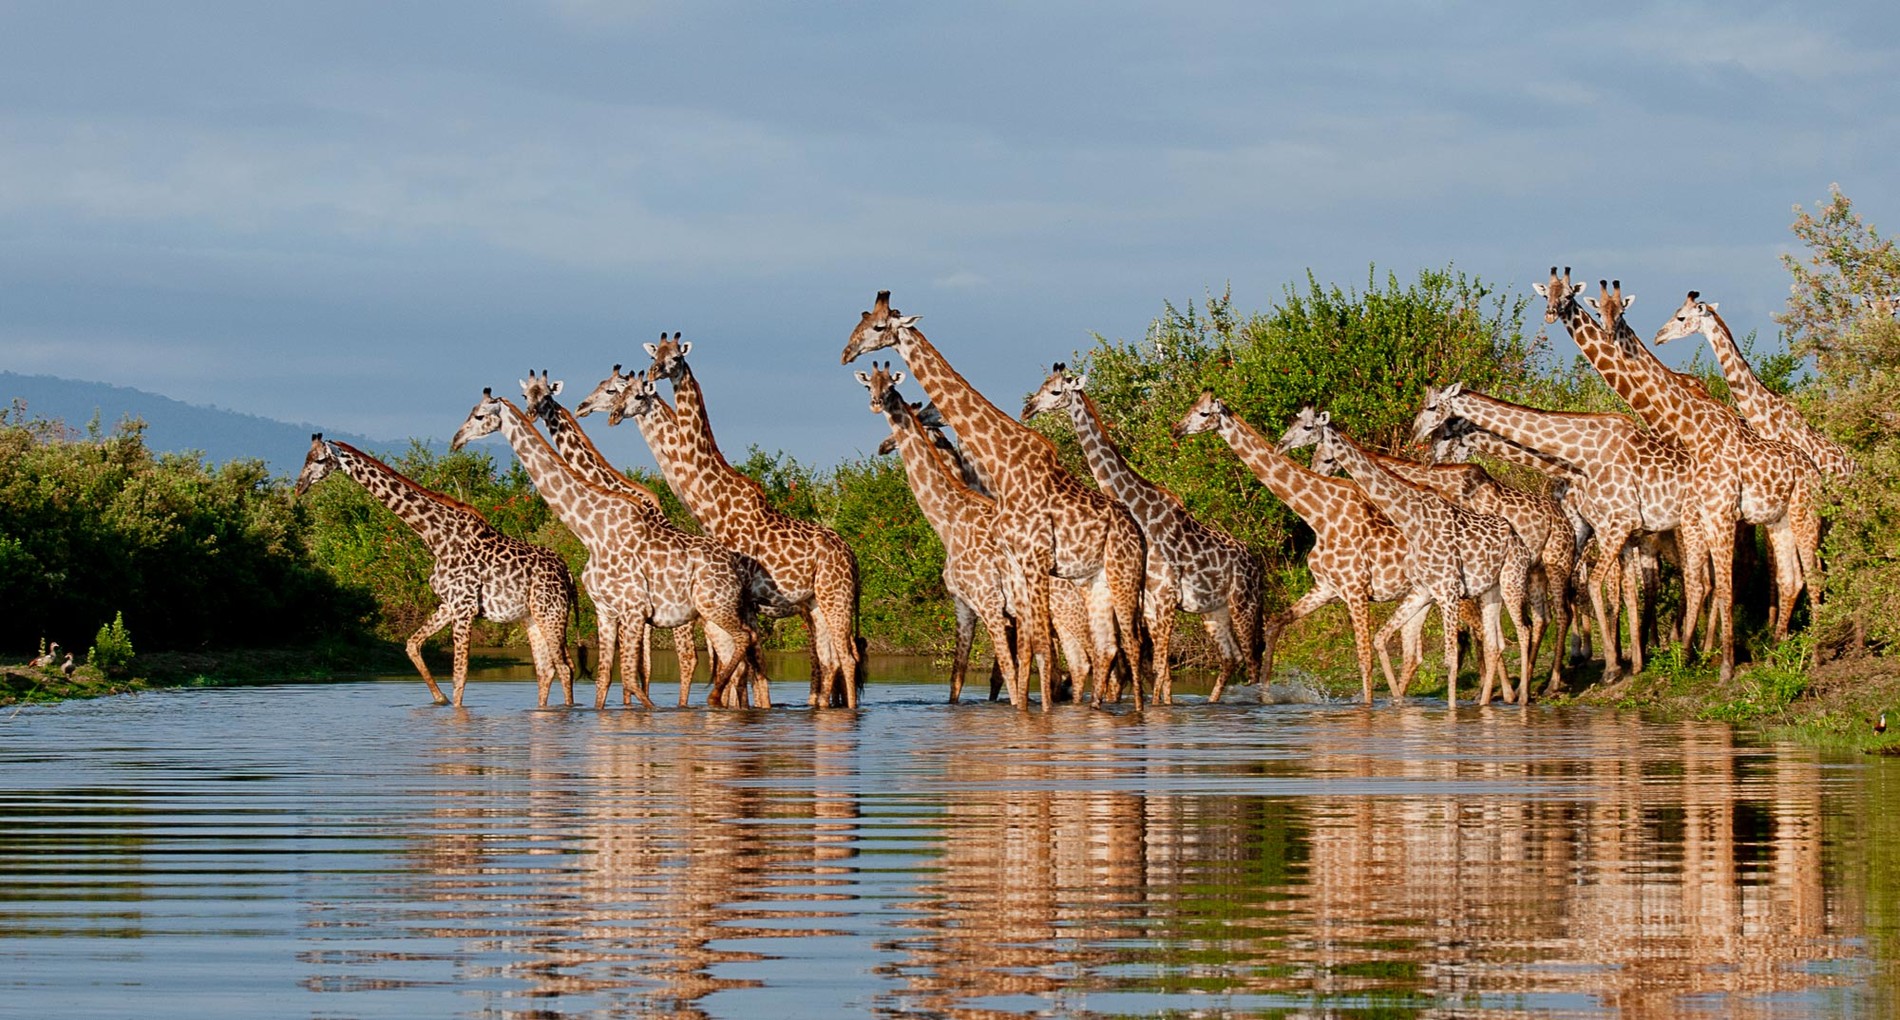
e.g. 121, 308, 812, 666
87, 611, 134, 677
299, 441, 572, 641
1774, 189, 1900, 655
0, 405, 375, 656
1044, 266, 1543, 573
823, 454, 955, 654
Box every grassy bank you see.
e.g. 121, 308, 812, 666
0, 640, 415, 706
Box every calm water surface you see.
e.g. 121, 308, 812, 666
4, 656, 1899, 1019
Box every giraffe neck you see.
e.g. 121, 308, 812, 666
1449, 390, 1631, 476
652, 364, 771, 524
892, 326, 1058, 500
1561, 299, 1719, 442
328, 441, 482, 550
1210, 413, 1354, 522
884, 404, 988, 532
1455, 425, 1587, 484
1064, 391, 1179, 526
1363, 447, 1473, 502
539, 400, 665, 512
1697, 307, 1780, 425
1322, 428, 1431, 533
489, 398, 625, 549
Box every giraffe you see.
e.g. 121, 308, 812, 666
1537, 267, 1821, 679
1280, 409, 1533, 706
638, 334, 864, 709
521, 369, 770, 707
856, 362, 1021, 704
1350, 441, 1576, 695
841, 292, 1146, 711
450, 388, 765, 709
1653, 291, 1858, 478
1410, 383, 1709, 681
1023, 364, 1264, 703
294, 434, 576, 708
1425, 415, 1665, 683
882, 398, 1099, 703
1171, 392, 1428, 703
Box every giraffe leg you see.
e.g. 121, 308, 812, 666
1263, 585, 1340, 690
1200, 606, 1244, 703
1702, 510, 1740, 682
1766, 524, 1796, 641
1523, 565, 1549, 694
523, 616, 554, 708
449, 614, 474, 708
1397, 602, 1430, 697
1374, 591, 1433, 701
975, 596, 1018, 706
950, 596, 977, 703
1542, 544, 1575, 695
594, 615, 620, 710
1504, 554, 1532, 704
405, 602, 461, 706
1588, 528, 1632, 682
1142, 574, 1176, 705
1048, 578, 1091, 707
1436, 596, 1462, 708
1108, 531, 1148, 711
674, 624, 698, 708
797, 605, 824, 707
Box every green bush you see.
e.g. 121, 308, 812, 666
87, 611, 134, 677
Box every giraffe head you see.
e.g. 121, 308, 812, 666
1021, 363, 1086, 421
644, 331, 691, 383
607, 371, 666, 428
1584, 279, 1634, 336
1409, 382, 1465, 444
1274, 405, 1330, 454
1170, 391, 1230, 440
1652, 291, 1718, 346
449, 388, 508, 450
1424, 415, 1479, 465
574, 363, 636, 418
852, 360, 909, 418
519, 369, 566, 425
294, 433, 338, 496
841, 290, 923, 364
1530, 266, 1586, 324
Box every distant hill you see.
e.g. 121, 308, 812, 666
1, 372, 398, 476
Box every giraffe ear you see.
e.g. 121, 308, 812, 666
517, 378, 530, 392
1703, 301, 1716, 312
1446, 381, 1464, 397
1314, 410, 1331, 427
893, 371, 906, 385
1621, 294, 1635, 310
893, 314, 921, 328
679, 341, 692, 357
854, 370, 872, 386
1581, 295, 1601, 312
1072, 373, 1088, 390
643, 343, 659, 358
550, 380, 564, 397
1532, 283, 1550, 297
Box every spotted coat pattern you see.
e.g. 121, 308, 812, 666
294, 435, 575, 708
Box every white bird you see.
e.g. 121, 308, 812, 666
28, 641, 59, 668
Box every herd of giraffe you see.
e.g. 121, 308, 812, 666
295, 270, 1860, 711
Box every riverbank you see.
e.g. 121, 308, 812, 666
1, 640, 415, 705
9, 630, 1899, 756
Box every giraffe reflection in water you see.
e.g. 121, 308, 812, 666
392, 700, 1867, 1017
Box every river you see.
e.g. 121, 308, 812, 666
3, 656, 1897, 1018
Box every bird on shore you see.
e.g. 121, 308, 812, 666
1877, 712, 1888, 735
60, 653, 76, 679
28, 641, 60, 668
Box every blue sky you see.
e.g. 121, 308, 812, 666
2, 2, 1896, 471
